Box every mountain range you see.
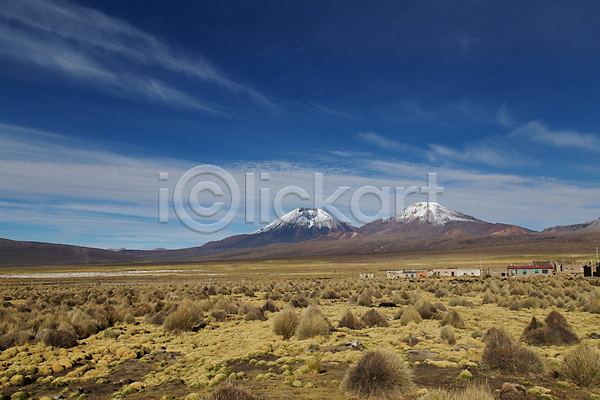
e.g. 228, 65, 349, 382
1, 202, 599, 267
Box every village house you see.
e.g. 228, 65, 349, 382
428, 268, 481, 277
386, 270, 426, 279
359, 273, 374, 279
507, 264, 555, 277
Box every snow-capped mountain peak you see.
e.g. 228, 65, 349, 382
251, 207, 352, 234
391, 202, 476, 225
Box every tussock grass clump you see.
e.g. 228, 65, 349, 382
307, 356, 323, 374
272, 307, 299, 340
42, 329, 78, 348
142, 311, 167, 326
241, 305, 266, 321
163, 300, 203, 332
338, 309, 364, 330
435, 288, 449, 298
296, 304, 331, 339
357, 293, 373, 307
448, 298, 475, 308
0, 331, 34, 351
441, 309, 465, 329
360, 309, 389, 328
440, 325, 456, 344
210, 309, 227, 322
340, 350, 413, 399
208, 381, 255, 400
481, 290, 496, 305
584, 298, 600, 314
560, 343, 600, 387
414, 298, 438, 319
400, 306, 422, 326
521, 310, 579, 346
417, 384, 493, 400
261, 299, 279, 313
481, 327, 545, 375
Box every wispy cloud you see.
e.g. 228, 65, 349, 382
425, 140, 534, 168
510, 120, 600, 150
308, 102, 353, 119
357, 132, 414, 152
0, 0, 274, 113
495, 102, 517, 128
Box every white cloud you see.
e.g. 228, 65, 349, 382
0, 0, 273, 113
511, 120, 600, 150
2, 122, 600, 248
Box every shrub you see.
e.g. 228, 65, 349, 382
584, 298, 600, 314
560, 343, 600, 387
307, 356, 323, 374
340, 350, 413, 399
448, 298, 475, 308
272, 308, 299, 340
338, 309, 364, 330
360, 309, 389, 328
210, 309, 227, 322
415, 299, 438, 319
481, 290, 496, 305
521, 311, 579, 346
441, 309, 465, 329
243, 307, 266, 322
124, 313, 135, 324
481, 327, 545, 375
441, 325, 456, 344
142, 311, 166, 326
416, 388, 449, 400
435, 288, 449, 298
208, 381, 254, 400
163, 305, 202, 332
261, 299, 279, 313
451, 383, 494, 400
42, 329, 78, 348
357, 293, 373, 307
417, 384, 494, 400
296, 304, 330, 339
400, 306, 422, 326
0, 330, 34, 351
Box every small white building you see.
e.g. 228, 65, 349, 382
429, 267, 481, 277
359, 273, 374, 279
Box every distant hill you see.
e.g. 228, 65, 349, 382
543, 218, 600, 234
3, 203, 600, 267
0, 238, 134, 267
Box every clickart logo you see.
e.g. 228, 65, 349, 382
158, 165, 443, 234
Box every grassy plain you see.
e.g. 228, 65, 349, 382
1, 252, 600, 400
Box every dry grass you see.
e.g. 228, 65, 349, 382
399, 305, 422, 326
521, 310, 579, 346
338, 309, 364, 330
560, 343, 600, 387
340, 350, 413, 400
440, 325, 456, 344
207, 381, 255, 400
296, 304, 331, 339
360, 308, 389, 328
272, 307, 299, 340
441, 309, 465, 329
481, 327, 545, 375
41, 329, 78, 348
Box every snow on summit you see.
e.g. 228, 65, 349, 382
252, 207, 350, 234
392, 202, 476, 225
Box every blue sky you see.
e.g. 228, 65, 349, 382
1, 0, 600, 249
